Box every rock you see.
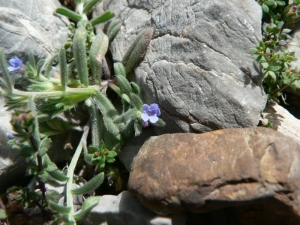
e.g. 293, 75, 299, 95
261, 100, 300, 145
119, 127, 156, 171
98, 0, 267, 133
0, 0, 69, 61
83, 191, 186, 225
128, 127, 300, 224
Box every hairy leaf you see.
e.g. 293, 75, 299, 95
71, 173, 104, 195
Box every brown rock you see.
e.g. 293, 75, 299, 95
128, 127, 300, 224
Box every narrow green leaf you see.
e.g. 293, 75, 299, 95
49, 200, 72, 213
114, 62, 126, 77
91, 11, 115, 26
83, 0, 102, 14
103, 116, 120, 135
88, 104, 104, 147
90, 31, 109, 83
71, 173, 104, 195
94, 90, 119, 119
73, 27, 89, 87
27, 96, 41, 149
74, 196, 100, 220
48, 169, 69, 181
113, 108, 137, 124
129, 93, 143, 109
59, 47, 68, 90
107, 19, 122, 42
36, 59, 46, 78
134, 120, 143, 136
153, 118, 166, 127
44, 53, 58, 78
116, 75, 132, 95
122, 27, 153, 74
0, 48, 13, 93
56, 7, 82, 21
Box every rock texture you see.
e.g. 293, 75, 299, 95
99, 0, 267, 133
0, 0, 69, 61
128, 127, 300, 224
261, 100, 300, 145
83, 191, 186, 225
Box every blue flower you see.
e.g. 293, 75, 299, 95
141, 104, 161, 126
7, 56, 23, 72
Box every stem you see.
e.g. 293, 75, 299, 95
12, 86, 98, 99
26, 128, 46, 199
65, 122, 90, 224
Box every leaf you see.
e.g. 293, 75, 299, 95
55, 7, 82, 21
94, 90, 119, 119
107, 151, 117, 158
83, 0, 102, 14
26, 166, 38, 176
20, 146, 35, 157
268, 71, 277, 81
74, 196, 100, 220
48, 169, 69, 182
129, 93, 143, 109
59, 47, 68, 90
73, 27, 89, 87
262, 4, 269, 13
39, 137, 52, 156
107, 19, 122, 42
153, 118, 166, 127
122, 27, 153, 74
48, 200, 72, 213
134, 120, 143, 136
0, 48, 13, 93
249, 48, 257, 54
113, 62, 126, 77
91, 11, 115, 26
44, 54, 58, 78
113, 108, 137, 124
71, 173, 104, 195
103, 116, 120, 135
90, 31, 109, 83
116, 75, 132, 95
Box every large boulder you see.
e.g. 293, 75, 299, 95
98, 0, 267, 133
0, 0, 69, 61
128, 127, 300, 224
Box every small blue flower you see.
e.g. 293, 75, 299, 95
7, 134, 14, 139
141, 104, 161, 126
7, 56, 23, 72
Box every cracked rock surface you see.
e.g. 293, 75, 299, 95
99, 0, 267, 133
128, 127, 300, 224
0, 0, 69, 61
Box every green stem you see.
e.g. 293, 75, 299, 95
12, 86, 98, 99
65, 123, 90, 224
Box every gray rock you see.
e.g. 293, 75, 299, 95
0, 0, 69, 61
83, 191, 186, 225
99, 0, 267, 133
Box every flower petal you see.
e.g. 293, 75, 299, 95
7, 66, 17, 72
141, 113, 149, 122
142, 104, 150, 112
149, 115, 158, 123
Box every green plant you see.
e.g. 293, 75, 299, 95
0, 0, 164, 224
251, 0, 300, 102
